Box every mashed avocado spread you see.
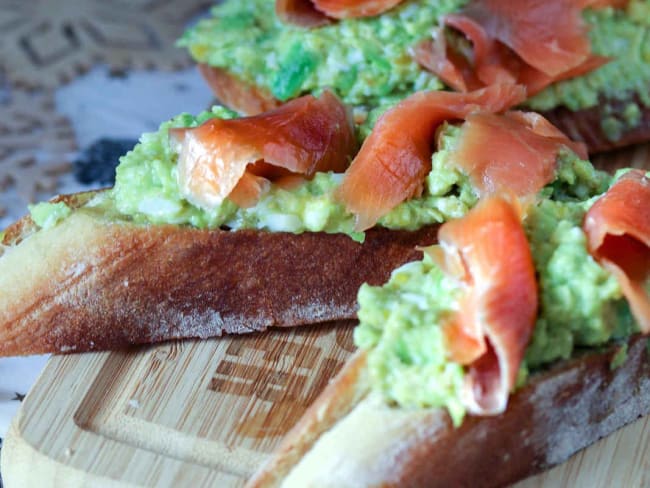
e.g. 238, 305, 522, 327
102, 113, 480, 241
85, 110, 606, 244
29, 201, 72, 229
179, 0, 465, 109
354, 191, 639, 427
354, 256, 467, 425
181, 0, 650, 141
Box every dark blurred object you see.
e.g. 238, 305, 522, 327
74, 138, 138, 185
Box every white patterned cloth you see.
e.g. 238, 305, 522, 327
0, 355, 49, 436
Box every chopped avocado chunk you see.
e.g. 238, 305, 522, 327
354, 255, 467, 426
542, 148, 612, 201
29, 202, 72, 229
271, 41, 319, 101
179, 0, 465, 108
523, 199, 636, 369
228, 172, 363, 241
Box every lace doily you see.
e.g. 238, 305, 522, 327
0, 90, 76, 217
0, 0, 212, 88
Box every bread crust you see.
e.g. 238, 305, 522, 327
249, 335, 650, 487
248, 350, 371, 488
198, 64, 281, 115
200, 64, 650, 154
542, 94, 650, 153
1, 192, 96, 249
0, 194, 439, 356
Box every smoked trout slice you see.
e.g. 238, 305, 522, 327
336, 84, 526, 230
171, 90, 357, 209
584, 169, 650, 333
425, 197, 538, 415
415, 0, 610, 96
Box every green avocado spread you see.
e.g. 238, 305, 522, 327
179, 0, 464, 109
99, 112, 482, 241
29, 201, 72, 229
181, 1, 650, 141
87, 109, 607, 244
354, 194, 639, 426
354, 256, 467, 424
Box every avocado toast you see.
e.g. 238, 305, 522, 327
0, 84, 618, 356
1, 25, 649, 486
249, 171, 650, 487
180, 0, 650, 152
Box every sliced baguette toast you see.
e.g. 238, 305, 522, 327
249, 334, 650, 488
198, 64, 650, 154
0, 191, 438, 356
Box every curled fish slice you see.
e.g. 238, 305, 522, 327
584, 169, 650, 333
460, 0, 591, 78
336, 84, 526, 231
436, 197, 538, 415
171, 90, 357, 210
448, 111, 587, 197
415, 0, 610, 96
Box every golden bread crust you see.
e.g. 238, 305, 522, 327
1, 192, 96, 249
250, 335, 650, 487
198, 64, 281, 115
0, 196, 438, 356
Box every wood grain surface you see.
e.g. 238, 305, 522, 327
1, 323, 356, 487
1, 144, 649, 487
2, 324, 648, 487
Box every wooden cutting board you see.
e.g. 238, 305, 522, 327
2, 144, 650, 487
1, 322, 357, 487
1, 321, 648, 488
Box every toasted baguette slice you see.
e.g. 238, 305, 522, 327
198, 64, 650, 154
249, 334, 650, 488
0, 191, 438, 357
